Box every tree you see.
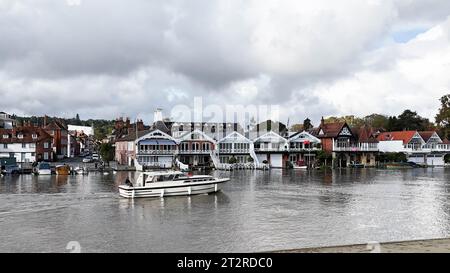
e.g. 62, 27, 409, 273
290, 124, 303, 132
436, 94, 450, 139
228, 156, 237, 164
99, 143, 115, 165
363, 114, 389, 129
387, 110, 434, 131
75, 114, 81, 125
303, 118, 313, 131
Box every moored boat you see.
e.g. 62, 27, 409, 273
36, 162, 52, 175
55, 165, 70, 175
118, 171, 230, 198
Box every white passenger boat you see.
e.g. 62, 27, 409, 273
118, 171, 230, 198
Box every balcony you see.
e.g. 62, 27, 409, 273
178, 149, 212, 154
333, 143, 378, 152
137, 150, 177, 155
288, 147, 320, 152
218, 148, 250, 154
254, 147, 289, 152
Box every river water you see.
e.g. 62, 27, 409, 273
1, 168, 450, 252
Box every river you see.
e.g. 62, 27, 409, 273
1, 168, 450, 252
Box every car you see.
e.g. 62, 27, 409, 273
2, 165, 22, 175
92, 154, 99, 161
83, 157, 93, 163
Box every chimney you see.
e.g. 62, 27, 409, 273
137, 119, 144, 131
44, 115, 48, 127
126, 117, 130, 128
321, 116, 325, 127
154, 108, 163, 122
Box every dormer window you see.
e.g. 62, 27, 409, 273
2, 134, 8, 139
18, 134, 24, 139
32, 134, 38, 139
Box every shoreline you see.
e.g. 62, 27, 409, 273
272, 238, 450, 253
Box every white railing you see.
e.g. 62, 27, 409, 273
137, 150, 177, 155
254, 147, 288, 152
433, 144, 450, 151
218, 148, 250, 154
288, 147, 320, 152
179, 149, 212, 154
333, 143, 378, 152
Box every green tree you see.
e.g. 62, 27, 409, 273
290, 124, 303, 132
228, 156, 237, 164
303, 118, 313, 131
363, 114, 389, 129
99, 143, 115, 165
436, 94, 450, 139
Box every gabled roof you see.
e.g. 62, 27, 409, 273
152, 120, 170, 135
179, 129, 215, 143
314, 122, 351, 138
115, 129, 152, 142
136, 129, 177, 143
254, 131, 287, 143
43, 120, 67, 131
418, 131, 441, 143
352, 125, 379, 143
218, 131, 251, 143
288, 131, 321, 143
0, 126, 53, 144
442, 138, 450, 144
377, 131, 421, 144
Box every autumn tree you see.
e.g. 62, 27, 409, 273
436, 94, 450, 138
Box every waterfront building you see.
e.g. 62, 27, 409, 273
43, 118, 68, 159
135, 129, 178, 169
313, 118, 379, 167
0, 112, 16, 129
287, 131, 321, 167
378, 130, 450, 166
171, 121, 243, 141
0, 126, 53, 163
178, 129, 216, 168
217, 131, 255, 164
253, 131, 289, 168
115, 130, 151, 166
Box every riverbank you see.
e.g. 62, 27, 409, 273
273, 238, 450, 253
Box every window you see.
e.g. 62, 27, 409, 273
22, 143, 26, 148
18, 134, 24, 139
3, 144, 7, 149
44, 142, 49, 149
2, 134, 8, 139
179, 125, 184, 132
30, 143, 36, 148
32, 134, 37, 139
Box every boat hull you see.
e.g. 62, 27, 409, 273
119, 179, 229, 198
38, 170, 52, 175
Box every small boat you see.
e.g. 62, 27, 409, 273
293, 165, 308, 170
103, 172, 109, 175
37, 162, 52, 175
119, 171, 230, 198
55, 165, 70, 175
74, 167, 88, 175
349, 162, 365, 168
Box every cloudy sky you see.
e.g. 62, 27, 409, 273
0, 0, 449, 126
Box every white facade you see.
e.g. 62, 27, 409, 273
67, 125, 94, 136
0, 143, 36, 163
378, 140, 405, 153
